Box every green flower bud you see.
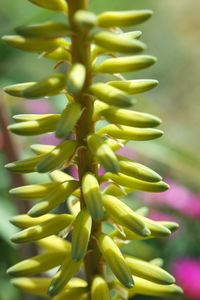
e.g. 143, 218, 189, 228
98, 124, 163, 141
9, 182, 59, 200
2, 35, 68, 53
36, 235, 71, 252
94, 55, 156, 74
72, 208, 92, 261
28, 180, 79, 217
37, 140, 78, 173
30, 144, 55, 155
108, 79, 158, 95
56, 102, 82, 138
87, 134, 120, 173
90, 83, 135, 107
10, 214, 57, 229
97, 10, 153, 27
97, 233, 134, 288
102, 172, 169, 193
91, 276, 110, 300
8, 114, 60, 136
82, 172, 103, 221
92, 30, 145, 54
118, 158, 162, 182
29, 0, 68, 13
11, 277, 50, 297
11, 214, 74, 243
5, 154, 46, 173
103, 194, 150, 236
48, 256, 82, 296
15, 21, 70, 38
100, 107, 161, 128
67, 64, 86, 95
43, 47, 71, 61
125, 256, 175, 285
74, 10, 97, 30
7, 251, 66, 276
128, 276, 183, 298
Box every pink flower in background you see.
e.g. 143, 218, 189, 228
171, 258, 200, 300
116, 145, 136, 160
141, 180, 200, 219
25, 99, 53, 114
39, 133, 60, 146
148, 210, 177, 222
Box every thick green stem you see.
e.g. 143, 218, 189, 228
67, 0, 103, 289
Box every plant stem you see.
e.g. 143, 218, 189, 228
67, 0, 103, 289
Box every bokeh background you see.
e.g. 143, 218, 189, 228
0, 0, 200, 299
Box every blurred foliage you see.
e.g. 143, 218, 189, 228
0, 0, 199, 299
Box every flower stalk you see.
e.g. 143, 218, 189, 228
3, 0, 183, 299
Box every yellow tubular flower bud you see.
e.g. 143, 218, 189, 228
7, 251, 66, 276
37, 140, 78, 173
54, 287, 88, 300
102, 195, 150, 237
125, 256, 175, 285
11, 214, 74, 244
74, 10, 97, 30
4, 74, 66, 99
48, 256, 82, 296
87, 134, 120, 173
102, 172, 169, 193
8, 114, 60, 136
9, 182, 59, 199
103, 184, 127, 198
67, 64, 86, 95
31, 144, 55, 155
72, 208, 92, 261
108, 79, 158, 95
4, 83, 35, 97
23, 73, 66, 99
10, 214, 56, 229
128, 276, 183, 298
28, 180, 79, 217
94, 55, 156, 74
97, 10, 153, 27
15, 21, 70, 38
36, 235, 71, 252
5, 154, 46, 173
97, 233, 134, 288
2, 35, 69, 53
118, 158, 162, 182
101, 107, 161, 128
13, 113, 58, 122
82, 172, 103, 221
120, 31, 142, 40
90, 83, 135, 107
49, 170, 75, 182
158, 221, 179, 233
28, 0, 68, 13
56, 102, 82, 138
97, 124, 163, 141
91, 276, 110, 300
43, 47, 71, 61
92, 30, 146, 54
11, 277, 50, 297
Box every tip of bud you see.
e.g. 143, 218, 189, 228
142, 227, 151, 237
5, 162, 15, 170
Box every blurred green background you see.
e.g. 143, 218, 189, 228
0, 0, 200, 300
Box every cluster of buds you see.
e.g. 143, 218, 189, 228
3, 0, 183, 299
